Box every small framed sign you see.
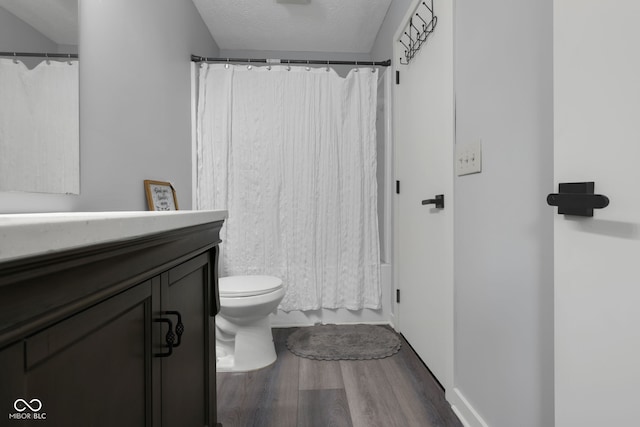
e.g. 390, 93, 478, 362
144, 180, 179, 211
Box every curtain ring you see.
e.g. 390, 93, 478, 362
326, 60, 330, 72
13, 52, 18, 64
354, 60, 359, 72
225, 58, 229, 69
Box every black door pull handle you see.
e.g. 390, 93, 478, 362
547, 182, 609, 217
154, 318, 175, 358
422, 194, 444, 209
164, 310, 184, 347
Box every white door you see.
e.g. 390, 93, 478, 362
554, 1, 640, 425
393, 0, 454, 388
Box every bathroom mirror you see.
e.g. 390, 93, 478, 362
0, 0, 79, 195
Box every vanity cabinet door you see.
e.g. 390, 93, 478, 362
159, 251, 215, 427
0, 342, 25, 418
22, 281, 154, 427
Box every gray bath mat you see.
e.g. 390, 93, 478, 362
286, 324, 401, 361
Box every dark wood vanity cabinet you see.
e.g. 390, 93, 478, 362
0, 220, 223, 427
5, 281, 152, 426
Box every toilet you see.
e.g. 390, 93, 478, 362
215, 275, 285, 372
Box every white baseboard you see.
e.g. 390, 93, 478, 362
388, 311, 398, 332
448, 387, 489, 427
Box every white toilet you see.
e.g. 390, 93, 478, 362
215, 275, 285, 372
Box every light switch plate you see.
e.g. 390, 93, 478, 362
456, 140, 482, 176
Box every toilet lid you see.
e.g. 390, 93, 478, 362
219, 275, 283, 297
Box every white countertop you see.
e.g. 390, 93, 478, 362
0, 210, 227, 263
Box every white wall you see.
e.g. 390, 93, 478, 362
75, 0, 218, 211
454, 0, 554, 426
370, 0, 412, 62
219, 49, 372, 61
0, 6, 59, 56
1, 0, 218, 213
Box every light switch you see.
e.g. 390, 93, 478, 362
456, 140, 482, 176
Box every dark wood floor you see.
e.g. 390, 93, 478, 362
216, 327, 463, 427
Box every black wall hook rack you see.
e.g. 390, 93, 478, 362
398, 0, 438, 65
547, 182, 609, 217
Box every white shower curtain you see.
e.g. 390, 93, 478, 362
196, 63, 381, 312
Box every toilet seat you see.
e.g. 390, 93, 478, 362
219, 275, 283, 297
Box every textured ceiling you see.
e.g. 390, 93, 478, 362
0, 0, 77, 45
0, 0, 390, 54
192, 0, 392, 53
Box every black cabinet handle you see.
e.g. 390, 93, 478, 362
547, 182, 609, 217
164, 311, 184, 348
154, 318, 175, 358
422, 194, 444, 209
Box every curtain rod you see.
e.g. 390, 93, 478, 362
191, 55, 390, 67
0, 51, 78, 59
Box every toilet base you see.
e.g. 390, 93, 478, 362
215, 316, 278, 372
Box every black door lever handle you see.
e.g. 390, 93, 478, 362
547, 182, 609, 217
546, 193, 609, 209
422, 194, 444, 209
